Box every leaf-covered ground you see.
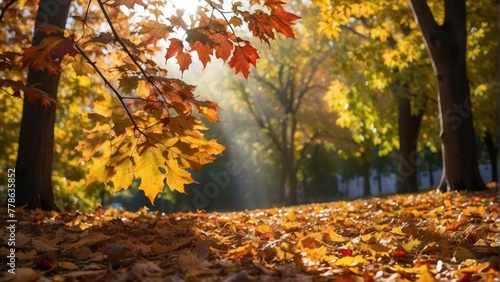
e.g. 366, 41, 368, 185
1, 190, 499, 281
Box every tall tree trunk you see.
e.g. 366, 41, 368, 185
287, 114, 298, 205
288, 165, 298, 205
409, 0, 485, 192
397, 94, 424, 193
278, 159, 287, 205
15, 0, 71, 210
498, 0, 500, 187
483, 131, 498, 182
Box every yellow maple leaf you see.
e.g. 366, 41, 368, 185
109, 156, 136, 193
402, 238, 422, 252
334, 255, 369, 267
135, 146, 167, 203
165, 159, 196, 194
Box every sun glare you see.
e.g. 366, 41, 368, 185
168, 0, 200, 16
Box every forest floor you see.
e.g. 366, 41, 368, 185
0, 188, 499, 282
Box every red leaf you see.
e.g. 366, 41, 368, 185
461, 274, 472, 281
37, 24, 65, 36
393, 247, 407, 258
466, 233, 478, 244
21, 36, 77, 74
248, 13, 276, 45
26, 91, 53, 108
270, 6, 300, 39
338, 248, 353, 257
34, 256, 55, 269
228, 44, 259, 79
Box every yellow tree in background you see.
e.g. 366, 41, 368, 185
314, 0, 497, 193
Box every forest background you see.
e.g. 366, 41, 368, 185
0, 0, 498, 213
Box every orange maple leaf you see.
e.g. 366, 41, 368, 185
21, 36, 77, 74
191, 41, 212, 69
108, 0, 147, 9
37, 24, 65, 36
211, 33, 233, 61
270, 6, 301, 39
228, 44, 259, 79
248, 13, 276, 45
166, 38, 192, 73
165, 38, 184, 61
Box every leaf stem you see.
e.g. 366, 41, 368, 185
73, 42, 146, 136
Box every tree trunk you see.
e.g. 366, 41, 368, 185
397, 94, 424, 194
483, 131, 498, 182
288, 166, 298, 205
15, 0, 72, 210
498, 0, 500, 186
409, 0, 485, 192
278, 160, 287, 205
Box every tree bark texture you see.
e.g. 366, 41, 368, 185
409, 0, 485, 191
15, 0, 72, 210
397, 94, 424, 193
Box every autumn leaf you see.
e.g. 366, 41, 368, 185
2, 191, 499, 280
165, 158, 196, 194
270, 6, 301, 38
70, 54, 94, 76
137, 20, 173, 44
165, 38, 184, 62
228, 44, 260, 79
108, 0, 147, 9
191, 41, 212, 69
175, 52, 192, 73
21, 36, 78, 74
37, 23, 65, 36
166, 38, 192, 73
118, 76, 140, 94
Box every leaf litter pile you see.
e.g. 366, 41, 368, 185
1, 190, 499, 281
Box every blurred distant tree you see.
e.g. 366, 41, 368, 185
314, 0, 435, 195
302, 144, 339, 202
226, 2, 340, 205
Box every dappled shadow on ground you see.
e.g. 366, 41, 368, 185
0, 189, 499, 281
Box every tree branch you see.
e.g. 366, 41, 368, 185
0, 0, 16, 22
408, 0, 440, 48
73, 43, 145, 136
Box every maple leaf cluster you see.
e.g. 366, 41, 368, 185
0, 190, 498, 281
0, 0, 300, 203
